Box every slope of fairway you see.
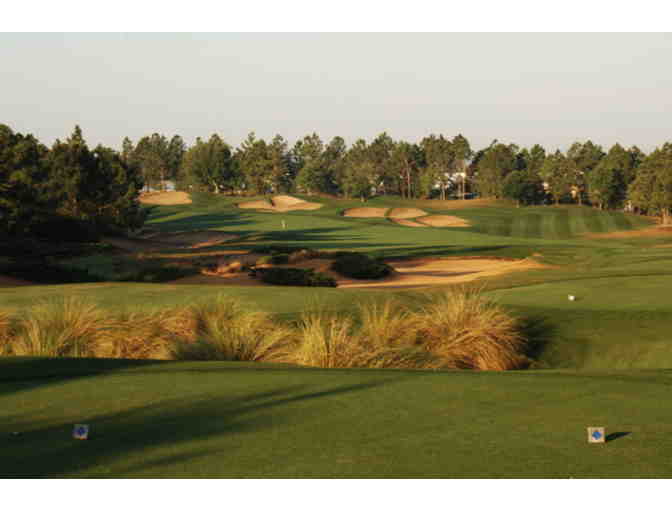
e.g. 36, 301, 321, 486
2, 357, 671, 478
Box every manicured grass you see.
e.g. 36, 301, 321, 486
2, 357, 671, 478
3, 194, 672, 477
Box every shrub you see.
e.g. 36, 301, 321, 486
256, 267, 337, 287
251, 245, 309, 255
330, 253, 393, 279
117, 263, 197, 283
0, 261, 104, 284
11, 297, 115, 357
170, 297, 293, 362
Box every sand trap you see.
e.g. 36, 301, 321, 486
237, 195, 323, 213
340, 257, 546, 289
388, 208, 427, 219
415, 215, 471, 227
139, 191, 192, 205
174, 256, 547, 290
390, 218, 428, 228
343, 207, 389, 218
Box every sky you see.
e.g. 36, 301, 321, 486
2, 32, 672, 153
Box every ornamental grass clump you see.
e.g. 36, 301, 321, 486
11, 297, 115, 357
412, 287, 527, 370
170, 296, 293, 362
94, 308, 185, 360
292, 311, 362, 368
0, 310, 14, 355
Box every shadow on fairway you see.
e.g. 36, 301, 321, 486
0, 357, 166, 399
606, 432, 631, 442
0, 371, 426, 477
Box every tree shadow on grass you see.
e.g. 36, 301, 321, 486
0, 371, 426, 477
0, 357, 166, 399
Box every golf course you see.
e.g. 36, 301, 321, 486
2, 192, 672, 478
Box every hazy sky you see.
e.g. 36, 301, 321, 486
2, 33, 672, 152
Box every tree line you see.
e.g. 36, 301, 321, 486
3, 123, 672, 241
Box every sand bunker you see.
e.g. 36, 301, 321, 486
390, 218, 428, 228
343, 207, 389, 218
237, 195, 323, 213
139, 191, 192, 205
415, 215, 471, 227
388, 208, 427, 219
175, 256, 547, 290
339, 257, 546, 289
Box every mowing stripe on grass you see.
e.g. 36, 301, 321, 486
583, 208, 605, 233
523, 213, 543, 238
553, 208, 571, 238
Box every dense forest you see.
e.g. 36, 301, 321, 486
2, 123, 672, 241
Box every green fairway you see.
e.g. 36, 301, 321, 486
2, 194, 672, 477
2, 357, 671, 478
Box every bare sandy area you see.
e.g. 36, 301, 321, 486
389, 218, 428, 227
415, 215, 471, 227
585, 226, 672, 239
343, 207, 389, 218
174, 256, 547, 290
139, 191, 192, 205
237, 195, 323, 213
388, 208, 427, 219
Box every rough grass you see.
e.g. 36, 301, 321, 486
292, 289, 526, 370
168, 297, 294, 362
0, 290, 527, 371
413, 287, 527, 370
9, 297, 115, 357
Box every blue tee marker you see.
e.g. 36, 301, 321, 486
587, 427, 605, 443
73, 424, 90, 440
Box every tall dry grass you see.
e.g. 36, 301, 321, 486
0, 310, 14, 355
0, 289, 527, 370
10, 297, 115, 357
169, 296, 294, 362
93, 308, 187, 360
291, 288, 527, 371
411, 287, 527, 370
